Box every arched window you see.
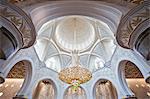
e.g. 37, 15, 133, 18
33, 79, 56, 99
64, 86, 87, 99
94, 79, 117, 99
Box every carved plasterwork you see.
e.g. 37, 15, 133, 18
8, 0, 50, 8
125, 61, 143, 78
123, 0, 144, 4
9, 0, 27, 4
7, 61, 26, 78
0, 1, 36, 48
116, 1, 149, 48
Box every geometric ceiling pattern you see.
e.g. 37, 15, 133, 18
34, 15, 116, 72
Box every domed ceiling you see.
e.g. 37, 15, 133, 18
34, 15, 116, 72
55, 16, 95, 51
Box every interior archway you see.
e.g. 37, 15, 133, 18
94, 79, 117, 99
0, 27, 17, 60
135, 27, 150, 61
64, 86, 87, 99
122, 61, 150, 98
33, 79, 56, 99
0, 60, 30, 98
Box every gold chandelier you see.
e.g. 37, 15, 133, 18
59, 65, 92, 84
59, 51, 92, 91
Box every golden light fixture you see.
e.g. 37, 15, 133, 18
59, 51, 92, 91
59, 65, 92, 91
59, 65, 92, 84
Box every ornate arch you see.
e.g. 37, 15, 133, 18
117, 60, 146, 98
64, 86, 87, 99
29, 1, 123, 33
0, 0, 36, 48
116, 1, 149, 48
32, 78, 57, 99
93, 78, 118, 99
1, 60, 33, 99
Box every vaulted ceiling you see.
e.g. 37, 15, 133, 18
34, 15, 116, 72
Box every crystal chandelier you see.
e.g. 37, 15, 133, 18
59, 51, 92, 91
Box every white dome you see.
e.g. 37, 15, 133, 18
35, 15, 116, 72
55, 16, 95, 51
